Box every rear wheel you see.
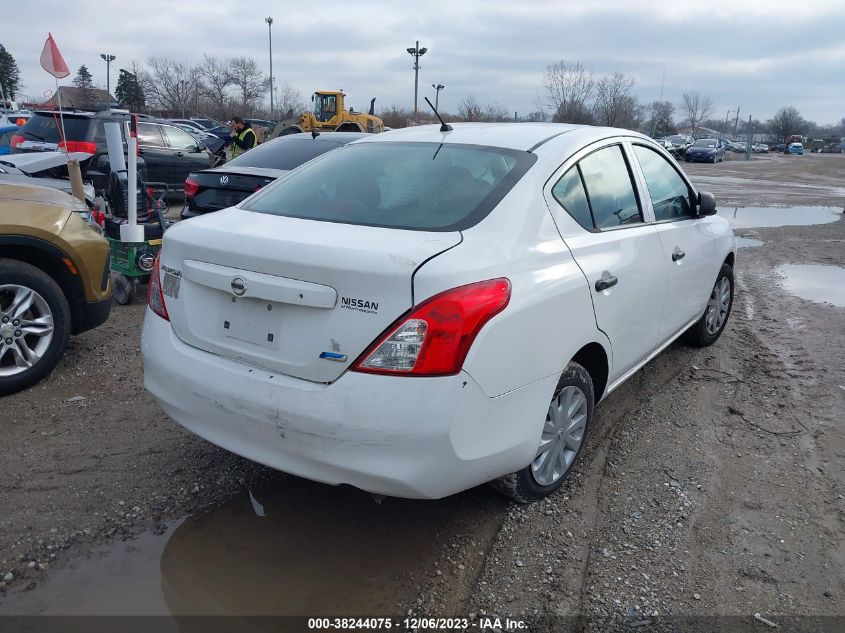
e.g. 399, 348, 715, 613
0, 260, 71, 396
490, 362, 594, 503
683, 263, 734, 347
112, 273, 136, 305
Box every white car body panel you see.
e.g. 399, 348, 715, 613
142, 122, 735, 498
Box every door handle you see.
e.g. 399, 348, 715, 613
595, 275, 618, 292
672, 249, 686, 262
175, 151, 185, 157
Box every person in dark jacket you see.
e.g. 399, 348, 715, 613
229, 116, 257, 157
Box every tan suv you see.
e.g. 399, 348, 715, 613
0, 182, 112, 395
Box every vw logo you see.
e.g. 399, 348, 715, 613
219, 175, 229, 186
230, 277, 247, 296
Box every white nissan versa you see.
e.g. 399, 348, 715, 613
141, 123, 735, 502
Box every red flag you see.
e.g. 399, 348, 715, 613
40, 33, 69, 79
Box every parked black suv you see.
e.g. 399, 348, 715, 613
12, 111, 215, 195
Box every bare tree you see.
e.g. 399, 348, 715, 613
767, 106, 807, 142
645, 100, 675, 136
378, 104, 413, 128
276, 81, 306, 119
681, 91, 714, 137
140, 56, 196, 113
457, 95, 483, 122
197, 55, 232, 105
483, 102, 510, 122
229, 57, 268, 111
543, 61, 594, 124
593, 72, 636, 127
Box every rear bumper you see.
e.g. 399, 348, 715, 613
141, 310, 555, 498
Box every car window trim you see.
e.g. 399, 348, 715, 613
547, 139, 646, 233
627, 141, 700, 225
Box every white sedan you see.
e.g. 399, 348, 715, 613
141, 123, 735, 502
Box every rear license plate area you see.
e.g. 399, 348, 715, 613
222, 297, 279, 346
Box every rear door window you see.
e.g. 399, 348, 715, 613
243, 142, 536, 231
577, 145, 642, 228
137, 123, 165, 147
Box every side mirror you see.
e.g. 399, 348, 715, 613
697, 191, 717, 216
192, 144, 202, 153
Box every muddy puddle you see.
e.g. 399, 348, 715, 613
718, 206, 843, 229
735, 236, 763, 248
0, 479, 504, 618
776, 264, 845, 308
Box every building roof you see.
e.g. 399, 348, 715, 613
41, 86, 117, 111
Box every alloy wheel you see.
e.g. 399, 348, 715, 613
531, 386, 588, 486
0, 284, 55, 377
705, 276, 731, 335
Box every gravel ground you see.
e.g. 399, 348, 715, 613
0, 152, 843, 630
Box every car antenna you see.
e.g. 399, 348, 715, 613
312, 129, 320, 139
424, 97, 452, 132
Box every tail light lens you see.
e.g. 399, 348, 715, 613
184, 177, 200, 198
352, 278, 511, 376
10, 134, 24, 149
58, 140, 97, 154
147, 253, 170, 321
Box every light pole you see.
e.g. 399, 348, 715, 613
432, 83, 444, 111
265, 17, 274, 119
100, 53, 115, 110
406, 41, 427, 123
179, 80, 188, 118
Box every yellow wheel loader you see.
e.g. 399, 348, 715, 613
270, 91, 384, 138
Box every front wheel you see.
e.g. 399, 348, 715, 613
112, 273, 136, 305
683, 263, 734, 347
490, 362, 594, 503
0, 260, 71, 396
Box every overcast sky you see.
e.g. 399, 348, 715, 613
4, 0, 844, 124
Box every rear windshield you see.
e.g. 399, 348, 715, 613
227, 137, 347, 171
21, 114, 92, 142
243, 141, 536, 231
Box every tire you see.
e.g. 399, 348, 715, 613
683, 263, 734, 347
112, 274, 136, 305
490, 362, 594, 503
0, 259, 72, 396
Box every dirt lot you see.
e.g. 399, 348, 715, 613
1, 152, 843, 630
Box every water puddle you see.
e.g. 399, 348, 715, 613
735, 236, 763, 248
718, 206, 842, 229
0, 480, 504, 617
776, 264, 845, 308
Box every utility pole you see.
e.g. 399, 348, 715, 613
100, 53, 115, 110
265, 17, 274, 119
432, 83, 444, 110
406, 41, 427, 123
733, 107, 741, 139
745, 115, 753, 161
722, 109, 734, 140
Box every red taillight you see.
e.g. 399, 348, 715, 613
352, 278, 511, 376
147, 253, 170, 321
58, 140, 97, 154
184, 177, 200, 198
10, 134, 24, 149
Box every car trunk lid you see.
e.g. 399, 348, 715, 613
189, 167, 284, 212
160, 207, 461, 382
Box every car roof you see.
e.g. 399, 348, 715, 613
278, 132, 369, 142
354, 123, 639, 151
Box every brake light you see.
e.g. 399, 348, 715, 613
10, 134, 24, 149
58, 140, 97, 154
184, 177, 200, 198
147, 253, 170, 321
352, 279, 511, 376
